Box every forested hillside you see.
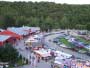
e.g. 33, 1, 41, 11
0, 1, 90, 30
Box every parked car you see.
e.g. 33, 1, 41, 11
78, 50, 87, 54
85, 52, 90, 56
78, 31, 87, 35
84, 45, 90, 50
56, 42, 62, 45
70, 48, 78, 52
53, 39, 59, 43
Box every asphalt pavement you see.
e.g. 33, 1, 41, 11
15, 31, 90, 68
17, 60, 51, 68
44, 33, 90, 61
14, 36, 51, 68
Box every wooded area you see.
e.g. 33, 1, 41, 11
0, 43, 18, 63
0, 1, 90, 30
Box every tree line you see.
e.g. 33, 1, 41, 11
0, 1, 90, 31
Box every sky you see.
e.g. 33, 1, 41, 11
1, 0, 90, 4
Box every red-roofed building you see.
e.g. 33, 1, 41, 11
0, 30, 22, 39
0, 30, 22, 45
0, 35, 11, 46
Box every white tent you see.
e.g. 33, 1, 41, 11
33, 34, 43, 40
25, 37, 38, 43
54, 51, 72, 65
55, 51, 72, 59
33, 35, 39, 39
34, 48, 51, 57
54, 57, 64, 64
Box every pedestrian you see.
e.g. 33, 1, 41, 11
37, 55, 40, 63
31, 52, 38, 68
63, 65, 67, 68
50, 51, 55, 58
51, 63, 53, 68
33, 56, 37, 67
30, 53, 35, 66
45, 57, 48, 62
51, 60, 54, 68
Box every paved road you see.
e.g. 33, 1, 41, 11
44, 33, 90, 61
14, 36, 51, 68
15, 31, 90, 68
17, 60, 51, 68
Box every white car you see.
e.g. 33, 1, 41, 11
60, 44, 68, 48
0, 66, 3, 68
56, 42, 62, 45
84, 45, 90, 50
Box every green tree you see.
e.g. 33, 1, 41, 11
4, 15, 15, 28
0, 1, 90, 29
60, 15, 69, 29
86, 23, 90, 35
0, 16, 4, 28
86, 23, 90, 31
27, 17, 40, 27
44, 16, 53, 31
0, 43, 18, 64
15, 16, 27, 26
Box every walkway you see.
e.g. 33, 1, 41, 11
18, 60, 51, 68
14, 36, 51, 68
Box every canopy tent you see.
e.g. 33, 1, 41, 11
25, 37, 38, 43
54, 51, 72, 66
0, 30, 22, 39
54, 57, 64, 64
55, 51, 72, 59
33, 35, 40, 39
25, 36, 39, 46
0, 35, 11, 46
33, 35, 41, 41
34, 48, 51, 57
34, 34, 43, 39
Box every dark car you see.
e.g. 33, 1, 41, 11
55, 37, 60, 39
56, 42, 62, 45
70, 48, 78, 52
85, 52, 90, 56
53, 38, 59, 43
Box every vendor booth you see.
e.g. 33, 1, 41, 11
55, 51, 72, 59
34, 48, 51, 58
25, 37, 38, 46
0, 30, 22, 45
33, 48, 52, 62
53, 51, 72, 68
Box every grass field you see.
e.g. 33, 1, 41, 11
59, 37, 88, 52
60, 38, 75, 48
76, 36, 90, 44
